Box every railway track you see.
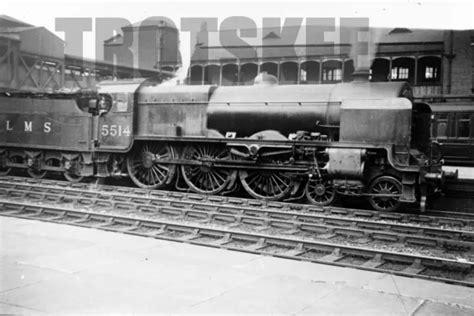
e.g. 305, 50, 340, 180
1, 175, 474, 225
1, 200, 473, 287
0, 175, 473, 286
1, 178, 474, 250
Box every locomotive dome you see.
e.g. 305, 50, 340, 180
253, 72, 278, 85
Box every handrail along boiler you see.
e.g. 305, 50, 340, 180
0, 74, 453, 212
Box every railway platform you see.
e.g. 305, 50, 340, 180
1, 216, 473, 315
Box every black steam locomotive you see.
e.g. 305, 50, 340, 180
0, 73, 452, 212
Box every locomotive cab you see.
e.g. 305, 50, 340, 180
94, 78, 150, 153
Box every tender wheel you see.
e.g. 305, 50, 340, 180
27, 156, 50, 179
63, 156, 84, 183
368, 176, 402, 212
64, 171, 83, 183
4, 155, 25, 176
29, 158, 61, 179
27, 167, 47, 179
127, 143, 176, 189
181, 144, 234, 194
0, 166, 10, 176
305, 179, 336, 206
0, 151, 11, 176
239, 169, 293, 201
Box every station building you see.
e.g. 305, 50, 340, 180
1, 14, 473, 102
0, 15, 169, 92
103, 18, 181, 73
188, 25, 474, 100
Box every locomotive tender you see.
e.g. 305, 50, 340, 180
0, 73, 450, 212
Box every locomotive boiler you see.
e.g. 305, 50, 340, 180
0, 73, 451, 212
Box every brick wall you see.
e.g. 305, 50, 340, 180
443, 30, 474, 95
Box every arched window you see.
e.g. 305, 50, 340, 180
391, 57, 415, 83
370, 58, 390, 82
190, 65, 203, 85
300, 61, 319, 84
204, 65, 220, 85
417, 56, 441, 83
240, 63, 258, 85
221, 64, 239, 86
260, 62, 278, 77
280, 62, 298, 84
322, 60, 342, 83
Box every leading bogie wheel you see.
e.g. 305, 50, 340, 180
368, 175, 402, 212
305, 178, 336, 206
127, 143, 176, 189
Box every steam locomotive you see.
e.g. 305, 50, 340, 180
0, 73, 452, 212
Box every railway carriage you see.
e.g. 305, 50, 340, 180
0, 74, 453, 212
430, 104, 474, 166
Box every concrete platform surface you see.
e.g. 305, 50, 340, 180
1, 216, 473, 315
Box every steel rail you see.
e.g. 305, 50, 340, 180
1, 183, 474, 251
1, 175, 473, 227
0, 200, 472, 287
